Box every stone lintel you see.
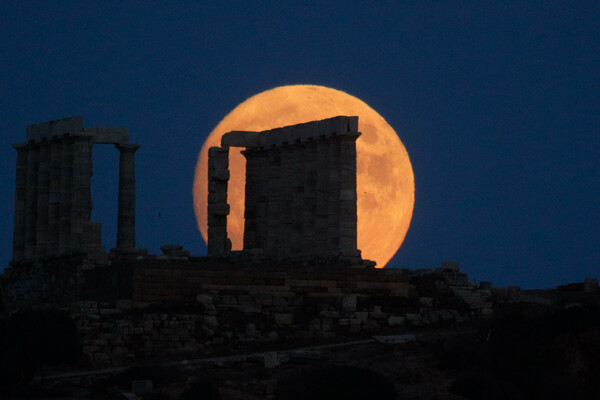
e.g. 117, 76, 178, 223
116, 142, 140, 152
26, 116, 84, 142
25, 117, 131, 145
259, 116, 359, 148
221, 131, 261, 148
85, 127, 130, 144
12, 142, 29, 150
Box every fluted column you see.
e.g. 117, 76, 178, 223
302, 139, 318, 253
24, 142, 39, 257
254, 149, 268, 250
289, 142, 305, 255
264, 147, 282, 256
242, 149, 259, 250
278, 146, 293, 258
338, 132, 361, 256
12, 143, 28, 260
71, 134, 93, 249
36, 139, 51, 254
48, 139, 62, 252
58, 136, 74, 252
326, 136, 341, 253
116, 143, 140, 250
314, 137, 329, 254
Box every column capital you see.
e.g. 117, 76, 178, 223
116, 143, 140, 152
12, 143, 29, 151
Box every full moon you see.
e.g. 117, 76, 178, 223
193, 85, 414, 268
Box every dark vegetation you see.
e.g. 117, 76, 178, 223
275, 365, 396, 400
437, 304, 600, 399
0, 308, 81, 396
179, 376, 221, 400
92, 365, 185, 395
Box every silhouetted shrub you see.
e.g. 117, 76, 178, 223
179, 376, 221, 400
450, 372, 527, 400
0, 308, 81, 386
143, 390, 173, 400
93, 365, 184, 394
439, 305, 600, 399
275, 365, 396, 400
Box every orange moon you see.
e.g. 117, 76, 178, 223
193, 85, 414, 268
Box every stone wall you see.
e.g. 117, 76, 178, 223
1, 254, 88, 313
1, 257, 479, 367
69, 259, 477, 366
71, 263, 460, 366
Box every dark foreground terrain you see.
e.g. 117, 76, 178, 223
1, 294, 600, 399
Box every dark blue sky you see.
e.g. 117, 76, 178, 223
1, 1, 599, 289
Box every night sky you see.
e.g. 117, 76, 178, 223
1, 2, 599, 289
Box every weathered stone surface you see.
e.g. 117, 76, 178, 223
131, 380, 153, 395
387, 316, 406, 327
263, 352, 280, 368
373, 334, 416, 344
221, 131, 261, 147
342, 294, 357, 311
208, 116, 362, 264
26, 116, 83, 141
85, 127, 129, 144
441, 260, 460, 272
584, 278, 598, 293
13, 117, 142, 261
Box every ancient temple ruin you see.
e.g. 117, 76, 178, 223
3, 115, 555, 373
207, 116, 365, 265
10, 116, 143, 263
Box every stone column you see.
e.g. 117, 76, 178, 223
11, 143, 28, 260
302, 139, 318, 253
326, 136, 341, 253
59, 136, 74, 252
242, 149, 259, 250
338, 132, 361, 256
314, 137, 330, 254
254, 149, 268, 250
289, 142, 305, 255
278, 145, 293, 258
24, 142, 39, 257
48, 139, 62, 252
116, 143, 140, 250
264, 147, 282, 257
35, 139, 51, 255
207, 146, 230, 256
71, 134, 93, 250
